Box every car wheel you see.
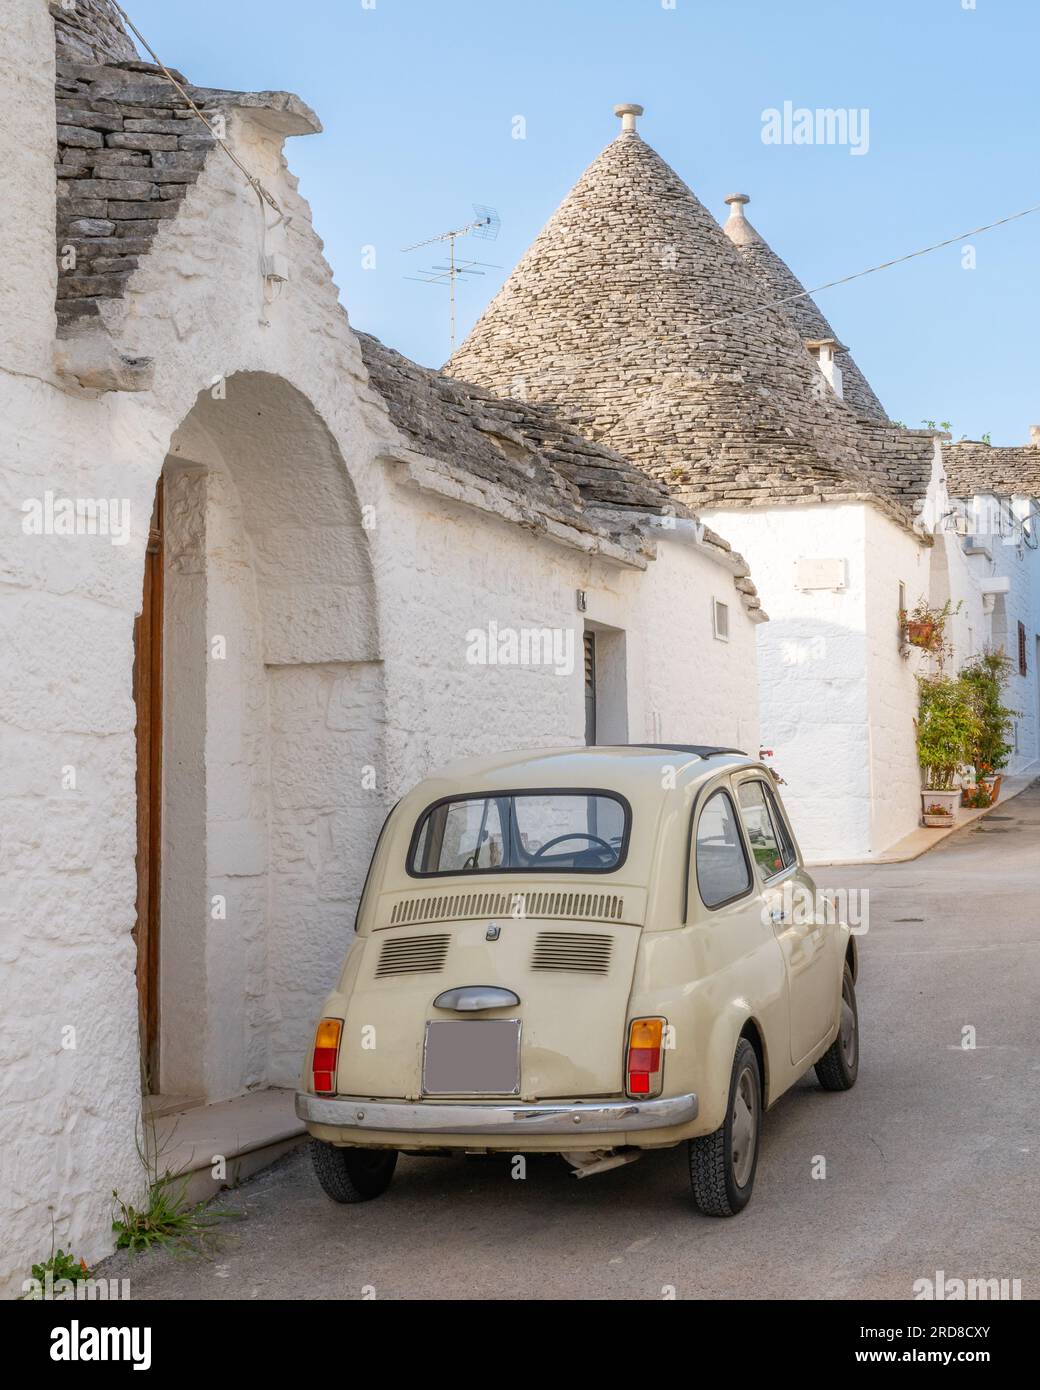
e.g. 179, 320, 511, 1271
687, 1037, 761, 1217
815, 963, 859, 1091
310, 1140, 398, 1203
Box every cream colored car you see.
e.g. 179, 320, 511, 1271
297, 745, 859, 1215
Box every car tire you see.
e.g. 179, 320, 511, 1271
687, 1037, 761, 1217
814, 962, 859, 1092
310, 1140, 398, 1203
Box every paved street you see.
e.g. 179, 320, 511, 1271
100, 785, 1040, 1300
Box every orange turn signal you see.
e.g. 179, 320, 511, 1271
315, 1018, 343, 1050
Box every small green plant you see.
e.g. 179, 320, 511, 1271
112, 1175, 228, 1255
21, 1247, 91, 1299
981, 432, 992, 445
962, 783, 994, 809
916, 674, 982, 790
111, 1109, 238, 1257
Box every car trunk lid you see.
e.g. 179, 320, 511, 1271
337, 885, 646, 1100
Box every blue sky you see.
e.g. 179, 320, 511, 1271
127, 0, 1039, 444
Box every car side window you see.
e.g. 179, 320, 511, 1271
764, 784, 797, 867
737, 780, 793, 879
695, 788, 753, 908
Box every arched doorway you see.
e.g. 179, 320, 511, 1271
133, 374, 383, 1104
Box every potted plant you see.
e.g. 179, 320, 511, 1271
923, 800, 956, 828
961, 650, 1017, 804
915, 674, 982, 825
961, 782, 995, 809
900, 598, 961, 663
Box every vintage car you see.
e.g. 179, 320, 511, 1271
297, 745, 859, 1215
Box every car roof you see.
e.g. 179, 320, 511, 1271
414, 744, 754, 797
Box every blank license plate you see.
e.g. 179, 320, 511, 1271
422, 1019, 521, 1096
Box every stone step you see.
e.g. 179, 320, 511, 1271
148, 1087, 306, 1205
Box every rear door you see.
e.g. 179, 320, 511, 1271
339, 890, 646, 1101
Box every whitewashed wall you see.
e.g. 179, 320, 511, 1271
702, 502, 929, 861
863, 509, 931, 855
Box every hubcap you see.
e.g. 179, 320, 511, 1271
730, 1066, 757, 1188
840, 982, 857, 1068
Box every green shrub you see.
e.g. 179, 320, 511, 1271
916, 674, 982, 789
960, 650, 1017, 776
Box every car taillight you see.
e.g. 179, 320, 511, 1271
311, 1017, 343, 1095
626, 1017, 666, 1098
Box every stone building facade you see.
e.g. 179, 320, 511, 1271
448, 103, 1040, 862
0, 4, 765, 1291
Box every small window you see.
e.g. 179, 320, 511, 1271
1018, 620, 1027, 677
583, 630, 597, 745
737, 780, 794, 879
409, 790, 629, 876
713, 598, 729, 642
695, 789, 752, 908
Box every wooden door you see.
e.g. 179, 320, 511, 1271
132, 478, 163, 1093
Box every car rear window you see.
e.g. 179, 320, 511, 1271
408, 791, 630, 876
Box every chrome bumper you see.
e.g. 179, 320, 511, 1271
296, 1091, 698, 1136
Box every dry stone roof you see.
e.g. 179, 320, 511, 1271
722, 195, 888, 424
944, 441, 1040, 500
53, 55, 318, 331
52, 0, 137, 65
447, 114, 925, 534
358, 333, 765, 615
54, 58, 215, 328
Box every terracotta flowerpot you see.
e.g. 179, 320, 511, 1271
980, 775, 1002, 804
907, 620, 936, 648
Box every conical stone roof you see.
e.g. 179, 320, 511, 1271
447, 111, 915, 526
722, 194, 888, 423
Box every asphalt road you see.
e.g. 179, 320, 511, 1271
99, 783, 1040, 1300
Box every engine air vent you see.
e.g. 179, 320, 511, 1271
530, 931, 613, 975
375, 933, 450, 978
388, 890, 625, 929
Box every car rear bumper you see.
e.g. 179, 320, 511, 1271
296, 1091, 698, 1138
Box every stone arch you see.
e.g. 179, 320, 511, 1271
137, 372, 384, 1103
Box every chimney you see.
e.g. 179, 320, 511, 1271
805, 338, 845, 400
1030, 424, 1040, 448
613, 103, 644, 135
722, 192, 761, 248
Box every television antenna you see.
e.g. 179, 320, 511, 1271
403, 204, 501, 351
